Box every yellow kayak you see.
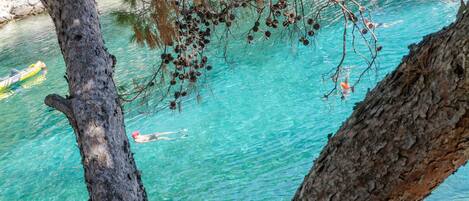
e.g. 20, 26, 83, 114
0, 61, 47, 92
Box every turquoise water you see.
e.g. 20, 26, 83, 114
0, 0, 467, 200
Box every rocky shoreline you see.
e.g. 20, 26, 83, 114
0, 0, 45, 26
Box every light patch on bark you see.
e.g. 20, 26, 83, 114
72, 19, 81, 27
88, 144, 113, 168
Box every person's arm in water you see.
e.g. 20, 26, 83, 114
149, 131, 179, 137
147, 129, 188, 138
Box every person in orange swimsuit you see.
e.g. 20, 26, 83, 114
340, 67, 352, 98
340, 80, 351, 98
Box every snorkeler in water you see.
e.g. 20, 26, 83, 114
131, 129, 188, 143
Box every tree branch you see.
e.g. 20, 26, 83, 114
45, 94, 74, 119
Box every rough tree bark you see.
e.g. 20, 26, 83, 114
294, 2, 468, 201
41, 0, 147, 200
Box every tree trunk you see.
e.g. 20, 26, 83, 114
41, 0, 147, 200
294, 3, 469, 201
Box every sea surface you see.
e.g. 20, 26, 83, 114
0, 0, 467, 200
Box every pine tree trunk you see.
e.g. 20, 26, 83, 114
41, 0, 147, 200
293, 3, 469, 201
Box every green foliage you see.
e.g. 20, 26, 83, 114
112, 10, 155, 47
111, 11, 138, 26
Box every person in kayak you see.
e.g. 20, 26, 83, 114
10, 68, 20, 76
131, 129, 188, 143
11, 61, 47, 76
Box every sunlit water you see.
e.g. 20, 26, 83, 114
0, 0, 467, 200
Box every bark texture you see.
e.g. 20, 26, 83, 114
294, 3, 469, 201
41, 0, 147, 200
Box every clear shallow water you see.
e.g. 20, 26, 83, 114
0, 1, 466, 200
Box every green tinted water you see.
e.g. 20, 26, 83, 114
0, 1, 467, 200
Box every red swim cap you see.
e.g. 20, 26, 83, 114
132, 131, 140, 139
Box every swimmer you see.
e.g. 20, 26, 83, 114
131, 129, 188, 143
340, 80, 352, 98
340, 67, 352, 99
